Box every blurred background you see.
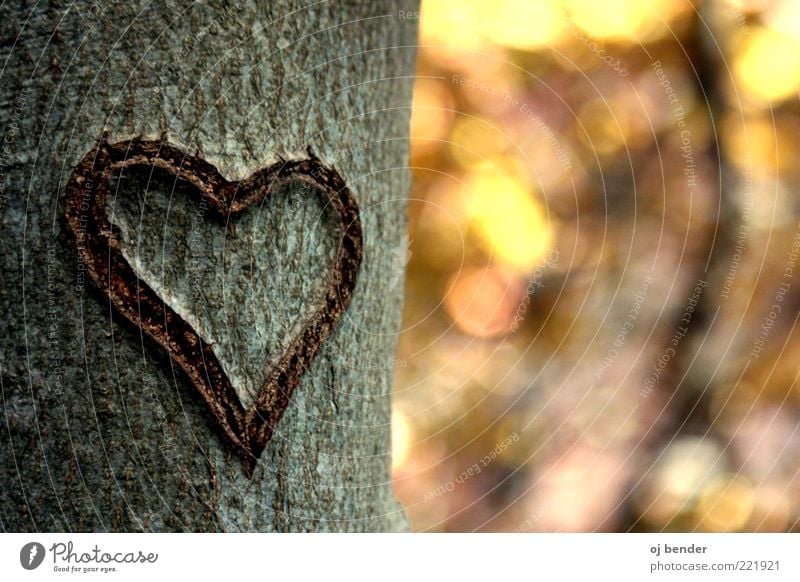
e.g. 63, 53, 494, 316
390, 0, 800, 531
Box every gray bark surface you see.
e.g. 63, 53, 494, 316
0, 0, 417, 532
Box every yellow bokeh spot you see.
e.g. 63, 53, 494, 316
423, 0, 565, 52
391, 409, 412, 470
735, 28, 800, 104
768, 1, 800, 39
444, 267, 524, 337
639, 437, 725, 527
477, 0, 566, 50
696, 475, 754, 532
421, 0, 692, 50
565, 0, 677, 42
463, 161, 552, 270
420, 0, 487, 52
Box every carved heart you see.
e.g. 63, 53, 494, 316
64, 137, 362, 477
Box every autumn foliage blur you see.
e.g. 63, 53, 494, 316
392, 0, 800, 532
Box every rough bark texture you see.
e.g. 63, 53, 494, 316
0, 0, 417, 532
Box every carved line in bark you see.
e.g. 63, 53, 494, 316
64, 137, 363, 478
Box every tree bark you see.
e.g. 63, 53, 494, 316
0, 0, 417, 532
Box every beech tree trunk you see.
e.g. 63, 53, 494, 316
0, 0, 417, 532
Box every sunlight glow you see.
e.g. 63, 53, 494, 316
444, 267, 524, 337
564, 0, 679, 42
463, 162, 552, 270
478, 0, 566, 50
392, 409, 413, 469
735, 28, 800, 104
696, 475, 754, 532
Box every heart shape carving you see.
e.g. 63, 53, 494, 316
64, 137, 363, 477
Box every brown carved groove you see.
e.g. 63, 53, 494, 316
64, 137, 363, 477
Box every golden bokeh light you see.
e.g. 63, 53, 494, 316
419, 0, 487, 52
422, 0, 565, 53
443, 266, 525, 337
462, 161, 552, 270
422, 0, 692, 50
640, 437, 725, 526
477, 0, 567, 51
767, 0, 800, 39
533, 446, 624, 531
695, 475, 755, 532
748, 486, 794, 532
564, 0, 683, 43
392, 409, 413, 469
734, 28, 800, 104
399, 0, 800, 533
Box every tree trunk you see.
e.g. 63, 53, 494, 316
0, 0, 417, 532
